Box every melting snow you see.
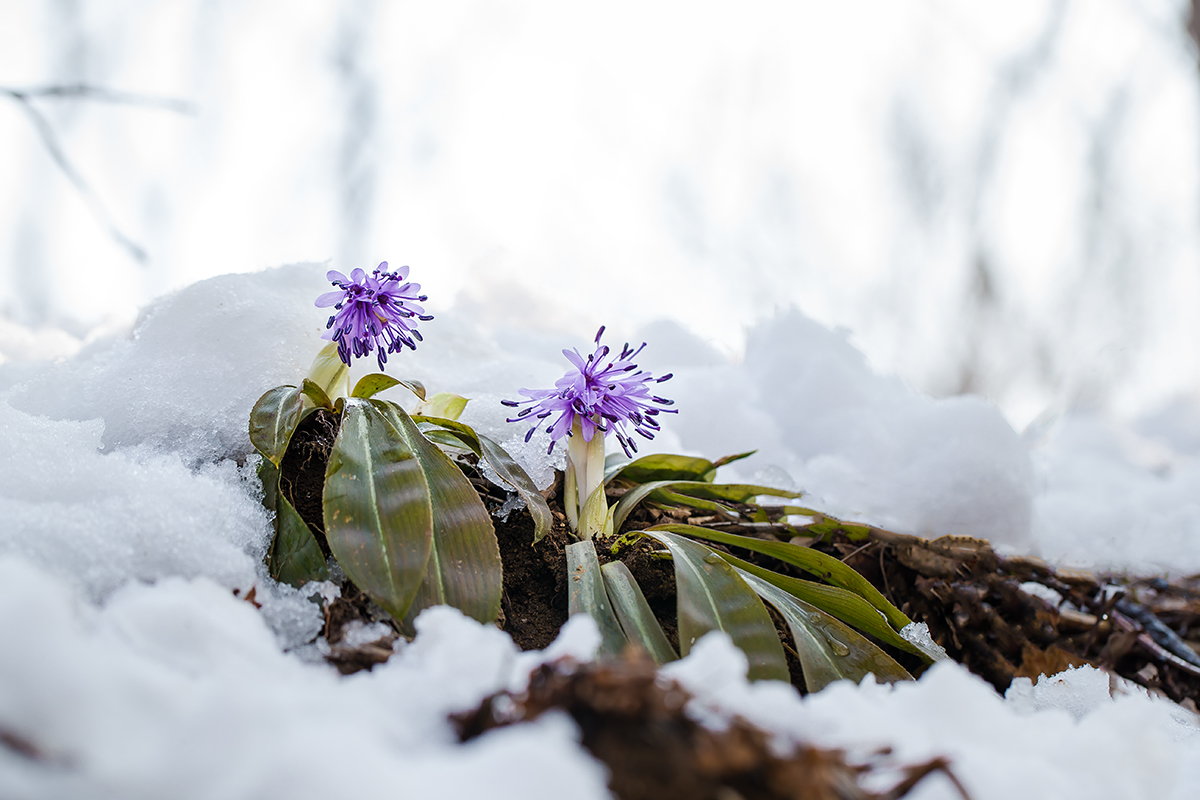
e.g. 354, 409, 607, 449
3, 265, 1200, 798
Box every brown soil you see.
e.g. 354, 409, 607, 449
279, 408, 339, 557
810, 529, 1200, 706
276, 416, 1200, 709
321, 581, 400, 675
492, 482, 682, 654
454, 652, 969, 800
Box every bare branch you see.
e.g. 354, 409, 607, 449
0, 83, 196, 264
2, 83, 196, 115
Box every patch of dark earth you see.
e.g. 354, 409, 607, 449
277, 415, 1198, 796
279, 412, 1200, 707
454, 652, 970, 800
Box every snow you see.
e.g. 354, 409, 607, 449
3, 264, 1200, 798
669, 635, 1200, 800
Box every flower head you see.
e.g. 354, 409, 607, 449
316, 262, 432, 369
503, 327, 676, 456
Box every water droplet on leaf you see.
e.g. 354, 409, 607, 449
824, 632, 850, 656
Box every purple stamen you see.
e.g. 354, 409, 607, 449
315, 262, 430, 369
500, 327, 676, 454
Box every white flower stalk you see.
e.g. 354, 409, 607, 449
503, 326, 676, 538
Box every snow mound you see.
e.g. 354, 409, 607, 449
3, 265, 1200, 797
669, 633, 1200, 800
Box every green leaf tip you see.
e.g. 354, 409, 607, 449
351, 373, 426, 401
249, 385, 303, 467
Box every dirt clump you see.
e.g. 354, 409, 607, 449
455, 652, 970, 800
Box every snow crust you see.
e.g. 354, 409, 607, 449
667, 634, 1200, 800
3, 264, 1200, 797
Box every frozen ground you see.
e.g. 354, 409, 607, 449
2, 265, 1200, 799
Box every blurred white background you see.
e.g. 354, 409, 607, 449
2, 0, 1198, 429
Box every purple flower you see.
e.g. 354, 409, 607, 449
503, 327, 676, 456
315, 262, 432, 369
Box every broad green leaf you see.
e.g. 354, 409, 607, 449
414, 392, 469, 420
641, 530, 789, 682
249, 385, 303, 466
647, 524, 911, 631
301, 378, 334, 410
352, 373, 426, 401
600, 561, 677, 664
566, 540, 628, 657
734, 567, 912, 691
714, 551, 932, 661
412, 415, 553, 544
369, 401, 502, 631
606, 453, 716, 485
259, 459, 329, 587
323, 398, 435, 622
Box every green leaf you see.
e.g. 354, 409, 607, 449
709, 450, 757, 471
422, 429, 473, 451
611, 480, 803, 532
323, 398, 435, 622
412, 415, 553, 544
603, 452, 630, 483
259, 459, 329, 587
606, 453, 715, 485
802, 517, 873, 542
654, 490, 741, 520
579, 482, 612, 539
564, 458, 579, 531
713, 550, 932, 661
566, 540, 628, 657
351, 373, 426, 401
647, 523, 911, 632
733, 567, 912, 691
249, 385, 303, 466
301, 378, 334, 410
600, 561, 677, 665
667, 482, 804, 504
641, 530, 789, 682
306, 341, 349, 400
477, 433, 553, 544
611, 480, 675, 532
414, 392, 469, 421
367, 401, 502, 631
411, 414, 481, 447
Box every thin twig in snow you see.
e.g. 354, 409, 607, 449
0, 83, 197, 264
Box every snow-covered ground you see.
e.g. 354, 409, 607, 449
3, 265, 1200, 799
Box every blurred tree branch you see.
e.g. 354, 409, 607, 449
0, 83, 196, 264
1190, 1, 1200, 55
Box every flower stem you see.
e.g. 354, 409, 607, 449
567, 417, 608, 537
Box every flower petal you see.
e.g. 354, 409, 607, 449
315, 290, 345, 308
